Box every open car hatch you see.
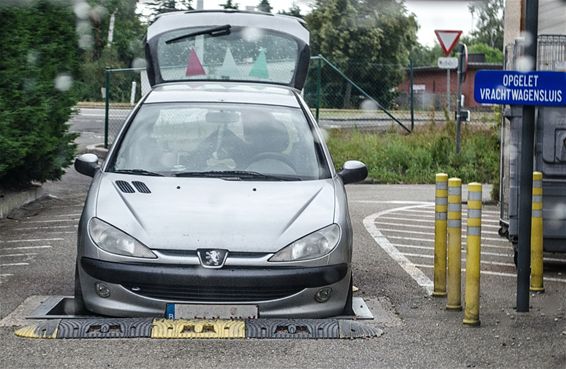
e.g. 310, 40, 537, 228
144, 10, 310, 90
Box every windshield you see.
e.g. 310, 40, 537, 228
156, 26, 299, 84
109, 103, 330, 181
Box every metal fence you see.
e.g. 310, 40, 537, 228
101, 56, 499, 148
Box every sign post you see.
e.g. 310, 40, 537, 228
435, 30, 462, 112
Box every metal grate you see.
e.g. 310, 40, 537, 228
115, 180, 135, 193
123, 283, 303, 302
538, 34, 566, 71
132, 181, 151, 193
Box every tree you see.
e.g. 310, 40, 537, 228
144, 0, 193, 21
410, 43, 443, 67
220, 0, 239, 9
74, 0, 146, 100
278, 3, 302, 18
305, 0, 417, 107
468, 0, 504, 50
468, 43, 504, 63
257, 0, 272, 13
0, 1, 80, 188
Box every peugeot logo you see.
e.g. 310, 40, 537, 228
197, 249, 228, 268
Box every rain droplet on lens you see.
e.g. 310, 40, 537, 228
79, 34, 94, 50
54, 73, 73, 92
516, 56, 534, 72
132, 58, 147, 69
73, 1, 91, 19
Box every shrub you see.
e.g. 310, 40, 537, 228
326, 123, 499, 185
0, 1, 80, 189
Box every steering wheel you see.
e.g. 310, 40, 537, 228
246, 152, 297, 173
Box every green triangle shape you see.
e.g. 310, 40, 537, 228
249, 49, 269, 79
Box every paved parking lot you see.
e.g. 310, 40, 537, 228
364, 202, 566, 295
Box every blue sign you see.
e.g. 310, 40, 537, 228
474, 70, 566, 106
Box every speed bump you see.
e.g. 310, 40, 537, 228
246, 319, 340, 339
150, 319, 245, 339
15, 319, 59, 339
338, 320, 383, 339
57, 318, 153, 338
15, 318, 382, 339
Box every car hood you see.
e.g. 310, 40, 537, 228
95, 174, 336, 253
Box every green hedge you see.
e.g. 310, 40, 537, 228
0, 1, 80, 189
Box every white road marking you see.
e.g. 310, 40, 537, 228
17, 219, 79, 224
379, 215, 501, 224
413, 264, 566, 283
352, 200, 434, 205
398, 208, 500, 216
0, 245, 52, 251
385, 235, 510, 248
364, 204, 435, 295
400, 252, 516, 267
52, 213, 82, 217
13, 225, 78, 231
377, 227, 502, 237
0, 263, 29, 267
375, 220, 500, 230
0, 237, 63, 243
0, 253, 38, 258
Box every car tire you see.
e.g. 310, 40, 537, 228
342, 273, 355, 316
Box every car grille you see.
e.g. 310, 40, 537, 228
123, 283, 303, 302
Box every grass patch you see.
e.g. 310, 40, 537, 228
326, 122, 500, 185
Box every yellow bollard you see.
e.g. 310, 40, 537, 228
433, 173, 449, 297
446, 178, 462, 311
464, 182, 482, 326
530, 172, 545, 292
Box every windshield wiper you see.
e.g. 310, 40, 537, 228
166, 25, 231, 44
175, 170, 300, 181
112, 169, 164, 177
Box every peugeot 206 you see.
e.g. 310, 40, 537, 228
73, 10, 368, 318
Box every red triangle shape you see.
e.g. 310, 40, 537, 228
186, 48, 206, 77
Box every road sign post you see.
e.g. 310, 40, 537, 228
435, 30, 462, 115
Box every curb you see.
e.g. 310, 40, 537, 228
0, 186, 44, 219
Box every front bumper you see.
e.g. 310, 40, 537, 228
79, 257, 350, 318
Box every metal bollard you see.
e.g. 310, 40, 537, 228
446, 178, 462, 311
433, 173, 448, 297
530, 172, 545, 293
463, 183, 482, 326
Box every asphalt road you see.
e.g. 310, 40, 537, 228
0, 110, 565, 369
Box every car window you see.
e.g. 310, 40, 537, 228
157, 26, 299, 85
110, 103, 330, 181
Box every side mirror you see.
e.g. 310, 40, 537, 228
338, 160, 368, 185
74, 153, 99, 177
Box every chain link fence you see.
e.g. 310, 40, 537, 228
101, 56, 498, 148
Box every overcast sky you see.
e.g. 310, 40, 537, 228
140, 0, 479, 46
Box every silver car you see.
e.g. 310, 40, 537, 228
73, 11, 368, 318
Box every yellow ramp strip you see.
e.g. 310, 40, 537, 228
15, 321, 58, 339
151, 319, 245, 339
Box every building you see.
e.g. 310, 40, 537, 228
397, 54, 502, 109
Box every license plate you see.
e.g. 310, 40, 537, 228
165, 304, 258, 319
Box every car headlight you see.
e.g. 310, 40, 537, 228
88, 217, 156, 258
269, 224, 341, 262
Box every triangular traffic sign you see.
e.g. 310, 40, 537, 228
435, 30, 462, 56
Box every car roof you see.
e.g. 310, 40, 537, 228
144, 82, 301, 108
